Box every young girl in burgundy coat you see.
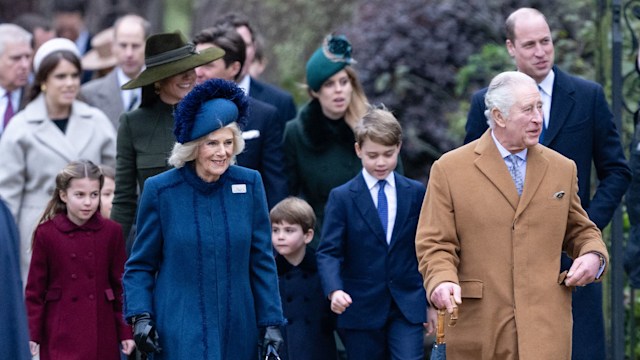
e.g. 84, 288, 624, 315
25, 160, 134, 360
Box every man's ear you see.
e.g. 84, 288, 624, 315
492, 108, 507, 128
506, 39, 515, 58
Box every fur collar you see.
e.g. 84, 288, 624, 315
299, 99, 355, 151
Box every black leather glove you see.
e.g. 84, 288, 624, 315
131, 313, 162, 354
261, 326, 283, 357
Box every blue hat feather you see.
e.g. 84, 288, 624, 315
174, 79, 248, 144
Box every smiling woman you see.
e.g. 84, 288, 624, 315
109, 31, 225, 249
123, 78, 285, 360
0, 37, 116, 283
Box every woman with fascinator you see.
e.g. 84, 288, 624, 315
283, 34, 372, 247
110, 31, 225, 250
123, 79, 285, 359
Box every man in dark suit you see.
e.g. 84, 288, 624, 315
0, 24, 32, 137
215, 13, 297, 124
464, 8, 631, 359
81, 14, 150, 129
53, 0, 93, 83
193, 25, 287, 208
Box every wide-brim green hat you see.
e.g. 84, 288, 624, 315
122, 31, 225, 90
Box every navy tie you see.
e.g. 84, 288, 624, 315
377, 180, 388, 237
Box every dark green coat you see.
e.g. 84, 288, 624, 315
283, 100, 361, 247
111, 100, 175, 244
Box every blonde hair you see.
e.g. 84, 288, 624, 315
168, 122, 245, 168
38, 160, 104, 226
354, 105, 402, 147
270, 197, 316, 233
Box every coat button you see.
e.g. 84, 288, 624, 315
71, 296, 78, 302
87, 252, 94, 257
89, 294, 95, 300
71, 274, 78, 280
70, 253, 77, 259
287, 297, 293, 303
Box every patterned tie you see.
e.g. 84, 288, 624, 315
508, 155, 524, 196
538, 85, 547, 143
127, 93, 139, 111
4, 91, 14, 128
377, 180, 388, 237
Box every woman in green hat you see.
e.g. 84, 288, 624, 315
283, 34, 369, 247
110, 31, 224, 248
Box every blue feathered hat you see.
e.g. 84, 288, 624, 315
173, 79, 249, 144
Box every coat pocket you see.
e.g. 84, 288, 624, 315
460, 279, 483, 299
45, 287, 62, 302
104, 288, 115, 301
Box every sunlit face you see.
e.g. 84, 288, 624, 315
355, 139, 401, 180
113, 20, 146, 79
43, 58, 81, 108
272, 221, 312, 259
506, 13, 554, 83
195, 127, 234, 182
493, 83, 543, 153
194, 43, 239, 84
0, 41, 33, 91
312, 69, 352, 120
236, 25, 254, 77
60, 177, 101, 226
157, 69, 196, 105
100, 176, 115, 219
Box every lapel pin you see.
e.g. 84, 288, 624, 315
553, 191, 565, 199
232, 184, 247, 193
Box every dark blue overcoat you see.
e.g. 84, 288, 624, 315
123, 164, 284, 360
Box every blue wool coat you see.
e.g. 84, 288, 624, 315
123, 164, 285, 360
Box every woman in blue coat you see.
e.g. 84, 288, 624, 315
123, 79, 285, 359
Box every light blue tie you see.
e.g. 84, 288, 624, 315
377, 180, 388, 236
508, 155, 523, 196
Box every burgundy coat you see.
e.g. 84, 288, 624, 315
25, 213, 131, 360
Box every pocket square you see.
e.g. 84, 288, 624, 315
242, 130, 260, 140
553, 191, 565, 199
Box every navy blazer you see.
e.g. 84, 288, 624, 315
317, 172, 427, 329
236, 97, 288, 208
465, 66, 630, 230
249, 77, 297, 124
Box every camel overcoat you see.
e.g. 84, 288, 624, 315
415, 130, 608, 360
0, 94, 116, 282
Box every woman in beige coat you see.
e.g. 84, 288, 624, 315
0, 38, 115, 283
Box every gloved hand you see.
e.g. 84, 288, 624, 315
262, 326, 283, 357
131, 313, 162, 354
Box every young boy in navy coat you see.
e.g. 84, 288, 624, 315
271, 197, 337, 360
317, 107, 428, 359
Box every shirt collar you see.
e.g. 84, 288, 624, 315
238, 74, 251, 95
362, 168, 395, 190
491, 130, 528, 161
537, 69, 555, 97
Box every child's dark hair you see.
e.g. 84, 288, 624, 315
38, 160, 104, 225
270, 197, 316, 233
354, 105, 402, 147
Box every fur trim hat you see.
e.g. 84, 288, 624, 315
33, 38, 80, 73
122, 31, 224, 90
305, 34, 355, 92
173, 78, 248, 144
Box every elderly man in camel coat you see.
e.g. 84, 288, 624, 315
415, 71, 608, 360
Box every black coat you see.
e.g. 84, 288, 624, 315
276, 248, 337, 360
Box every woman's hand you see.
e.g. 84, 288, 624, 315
121, 339, 136, 355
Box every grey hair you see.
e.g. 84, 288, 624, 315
0, 24, 32, 55
483, 71, 536, 128
168, 122, 245, 168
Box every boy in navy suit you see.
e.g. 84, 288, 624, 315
270, 197, 337, 360
317, 107, 430, 359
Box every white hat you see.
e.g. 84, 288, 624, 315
33, 38, 80, 73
